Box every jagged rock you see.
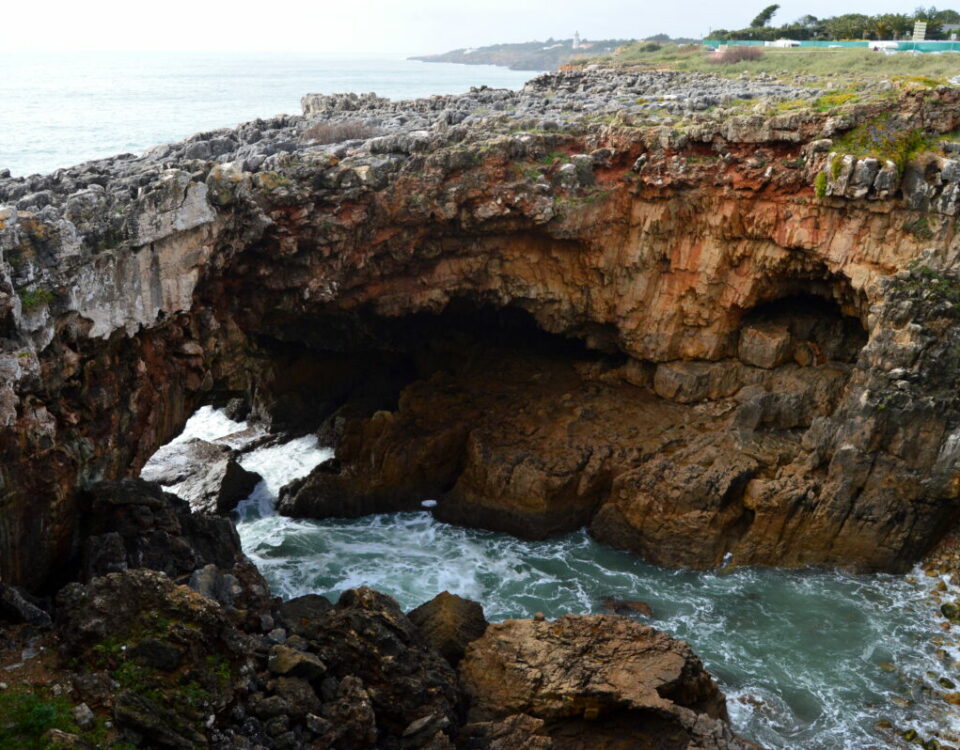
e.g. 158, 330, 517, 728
407, 591, 488, 665
56, 568, 248, 748
309, 587, 461, 742
460, 714, 553, 750
0, 582, 51, 627
277, 594, 334, 638
114, 690, 207, 749
4, 70, 960, 591
600, 596, 653, 617
41, 729, 91, 748
316, 675, 378, 748
76, 479, 251, 585
267, 644, 327, 681
140, 438, 261, 515
459, 615, 756, 750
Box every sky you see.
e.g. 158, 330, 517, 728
2, 0, 953, 54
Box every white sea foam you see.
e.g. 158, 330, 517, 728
167, 405, 249, 445
146, 406, 960, 749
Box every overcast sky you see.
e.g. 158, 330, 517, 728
2, 0, 950, 54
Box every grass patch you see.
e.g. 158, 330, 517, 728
815, 172, 829, 198
814, 90, 858, 112
18, 287, 54, 313
832, 113, 932, 175
904, 216, 936, 239
607, 43, 960, 81
0, 689, 76, 750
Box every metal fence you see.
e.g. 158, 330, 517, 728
702, 39, 960, 52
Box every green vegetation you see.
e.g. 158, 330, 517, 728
0, 689, 75, 749
832, 113, 931, 174
814, 90, 858, 111
0, 687, 121, 750
894, 261, 960, 316
18, 287, 54, 313
815, 171, 829, 198
712, 6, 960, 41
751, 4, 781, 28
608, 44, 960, 80
904, 216, 936, 239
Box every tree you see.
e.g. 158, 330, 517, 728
750, 4, 780, 28
823, 13, 871, 39
873, 13, 913, 39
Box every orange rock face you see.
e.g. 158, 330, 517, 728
5, 82, 960, 585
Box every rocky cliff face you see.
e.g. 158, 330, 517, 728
3, 69, 960, 588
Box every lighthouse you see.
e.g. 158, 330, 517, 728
573, 32, 581, 49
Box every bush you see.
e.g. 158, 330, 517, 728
709, 46, 764, 64
0, 690, 75, 750
302, 120, 382, 144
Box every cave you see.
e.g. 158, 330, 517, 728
736, 293, 868, 368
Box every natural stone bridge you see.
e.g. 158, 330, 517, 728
3, 69, 960, 591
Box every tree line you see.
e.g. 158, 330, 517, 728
711, 5, 960, 41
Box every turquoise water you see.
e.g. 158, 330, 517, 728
154, 408, 960, 750
0, 52, 531, 177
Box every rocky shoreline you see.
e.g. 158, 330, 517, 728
0, 477, 756, 749
4, 65, 960, 746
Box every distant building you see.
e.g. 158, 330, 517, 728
573, 32, 581, 49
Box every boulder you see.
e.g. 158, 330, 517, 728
308, 587, 461, 742
267, 644, 327, 681
459, 614, 757, 750
277, 593, 334, 638
407, 591, 488, 665
76, 479, 249, 583
140, 438, 261, 515
0, 582, 51, 627
738, 323, 792, 369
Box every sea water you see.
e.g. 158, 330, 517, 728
0, 51, 531, 177
155, 406, 960, 750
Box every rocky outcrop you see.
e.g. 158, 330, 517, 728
4, 70, 960, 586
408, 591, 489, 665
460, 614, 757, 749
140, 438, 262, 514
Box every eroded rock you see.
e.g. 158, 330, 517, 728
140, 438, 261, 515
460, 614, 756, 750
407, 591, 488, 665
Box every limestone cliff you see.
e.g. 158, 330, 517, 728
2, 69, 960, 588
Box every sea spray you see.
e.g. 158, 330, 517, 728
151, 407, 959, 749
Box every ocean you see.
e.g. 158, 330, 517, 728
0, 51, 532, 178
8, 49, 957, 749
155, 406, 960, 750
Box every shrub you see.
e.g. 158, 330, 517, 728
18, 287, 54, 313
708, 46, 764, 65
833, 114, 931, 175
0, 689, 75, 750
814, 171, 828, 199
302, 120, 382, 144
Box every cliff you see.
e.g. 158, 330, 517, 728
2, 69, 960, 594
409, 38, 633, 71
